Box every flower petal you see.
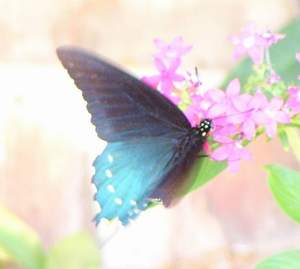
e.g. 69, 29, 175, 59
206, 88, 225, 103
296, 52, 300, 63
211, 145, 230, 161
142, 75, 161, 88
169, 58, 181, 72
269, 97, 283, 110
242, 119, 256, 140
207, 104, 227, 118
154, 57, 167, 72
265, 122, 277, 137
172, 73, 185, 81
226, 79, 240, 96
160, 80, 173, 93
275, 111, 290, 123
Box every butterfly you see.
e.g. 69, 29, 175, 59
56, 47, 212, 225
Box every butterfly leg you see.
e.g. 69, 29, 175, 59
197, 154, 209, 158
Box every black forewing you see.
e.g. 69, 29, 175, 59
56, 46, 191, 142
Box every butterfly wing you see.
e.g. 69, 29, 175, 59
56, 47, 196, 225
56, 46, 191, 142
92, 137, 181, 225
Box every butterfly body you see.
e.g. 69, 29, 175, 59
57, 47, 212, 225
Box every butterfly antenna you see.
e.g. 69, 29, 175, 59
186, 66, 202, 88
194, 66, 202, 88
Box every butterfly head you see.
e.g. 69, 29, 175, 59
197, 118, 212, 138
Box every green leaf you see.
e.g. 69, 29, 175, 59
186, 157, 227, 194
0, 205, 45, 269
255, 250, 300, 269
0, 246, 11, 262
266, 164, 300, 223
222, 18, 300, 88
45, 232, 101, 269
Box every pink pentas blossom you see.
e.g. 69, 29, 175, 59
143, 37, 193, 105
211, 140, 251, 172
185, 81, 252, 172
142, 35, 296, 173
197, 79, 241, 120
226, 90, 268, 140
184, 79, 245, 140
154, 36, 192, 60
142, 57, 184, 104
230, 23, 284, 65
255, 97, 290, 137
240, 91, 268, 139
287, 86, 300, 115
229, 23, 264, 64
260, 30, 285, 48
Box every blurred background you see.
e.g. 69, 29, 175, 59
1, 0, 300, 268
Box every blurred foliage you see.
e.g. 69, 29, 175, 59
188, 157, 226, 193
45, 233, 101, 269
0, 205, 45, 269
255, 250, 300, 269
0, 205, 101, 269
266, 164, 300, 223
222, 17, 300, 87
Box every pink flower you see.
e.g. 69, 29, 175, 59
230, 23, 264, 64
204, 79, 241, 120
287, 86, 300, 115
184, 79, 244, 138
227, 90, 268, 140
256, 97, 290, 137
142, 35, 293, 173
211, 140, 251, 172
230, 23, 284, 65
143, 57, 185, 104
154, 36, 192, 60
143, 37, 193, 105
260, 30, 285, 48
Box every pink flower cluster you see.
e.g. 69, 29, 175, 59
229, 23, 285, 65
142, 30, 300, 172
142, 37, 192, 104
191, 80, 291, 171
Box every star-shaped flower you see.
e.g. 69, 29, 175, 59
154, 36, 192, 60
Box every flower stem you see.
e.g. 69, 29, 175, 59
265, 48, 272, 68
